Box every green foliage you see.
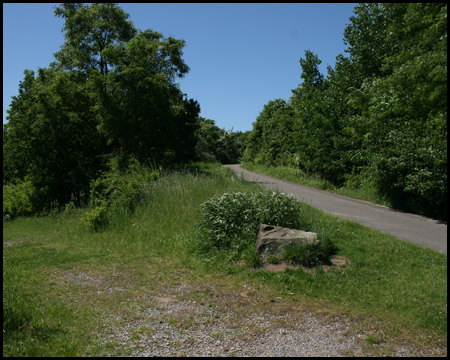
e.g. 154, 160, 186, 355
243, 99, 296, 167
3, 179, 39, 219
93, 29, 200, 164
282, 238, 336, 267
4, 66, 106, 212
82, 157, 160, 231
81, 201, 109, 232
4, 3, 202, 218
244, 3, 447, 220
198, 192, 258, 250
195, 117, 247, 164
197, 191, 302, 258
362, 51, 447, 218
54, 3, 136, 75
64, 202, 76, 214
255, 191, 302, 228
343, 3, 393, 80
2, 163, 447, 356
89, 157, 159, 213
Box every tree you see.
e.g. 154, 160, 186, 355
92, 28, 198, 163
4, 3, 201, 214
290, 50, 351, 182
361, 3, 447, 218
245, 3, 446, 219
343, 3, 395, 81
4, 67, 105, 209
54, 3, 199, 164
196, 117, 247, 164
244, 99, 295, 166
54, 3, 136, 75
195, 118, 223, 162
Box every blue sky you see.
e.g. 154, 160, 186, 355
3, 3, 357, 132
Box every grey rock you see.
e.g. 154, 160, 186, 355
256, 224, 318, 263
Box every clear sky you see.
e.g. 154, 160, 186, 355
3, 3, 357, 132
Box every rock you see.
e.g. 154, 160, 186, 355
256, 224, 318, 263
329, 255, 350, 267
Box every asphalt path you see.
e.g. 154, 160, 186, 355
224, 164, 447, 254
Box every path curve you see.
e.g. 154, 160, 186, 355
224, 164, 447, 254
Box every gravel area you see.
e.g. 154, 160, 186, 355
51, 267, 445, 357
102, 308, 361, 357
100, 292, 360, 356
96, 282, 434, 357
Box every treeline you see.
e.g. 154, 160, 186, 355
243, 3, 447, 220
3, 3, 243, 217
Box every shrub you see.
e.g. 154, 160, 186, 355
197, 190, 338, 266
83, 157, 160, 231
81, 202, 109, 232
82, 158, 160, 231
254, 191, 301, 229
197, 191, 302, 254
3, 179, 38, 219
90, 159, 159, 214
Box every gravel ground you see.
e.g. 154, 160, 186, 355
95, 282, 438, 357
101, 291, 359, 356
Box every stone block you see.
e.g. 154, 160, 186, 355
256, 224, 318, 263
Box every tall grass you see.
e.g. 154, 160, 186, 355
3, 162, 447, 356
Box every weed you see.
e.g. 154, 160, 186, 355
366, 334, 382, 345
282, 237, 337, 267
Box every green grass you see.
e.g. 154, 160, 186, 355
241, 162, 392, 207
3, 162, 447, 356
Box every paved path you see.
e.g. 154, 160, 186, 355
224, 164, 447, 254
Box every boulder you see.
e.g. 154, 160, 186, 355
256, 224, 318, 263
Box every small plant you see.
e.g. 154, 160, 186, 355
197, 192, 257, 249
266, 255, 281, 264
64, 202, 76, 213
282, 237, 336, 267
241, 247, 262, 268
89, 165, 158, 213
365, 334, 382, 345
81, 202, 109, 232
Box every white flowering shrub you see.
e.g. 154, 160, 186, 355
197, 191, 301, 251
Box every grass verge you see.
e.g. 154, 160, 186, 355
240, 162, 392, 207
3, 162, 447, 356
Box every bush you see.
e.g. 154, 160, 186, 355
82, 157, 160, 231
255, 191, 302, 228
90, 158, 159, 213
197, 191, 302, 255
197, 190, 338, 266
3, 179, 38, 219
81, 202, 109, 232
